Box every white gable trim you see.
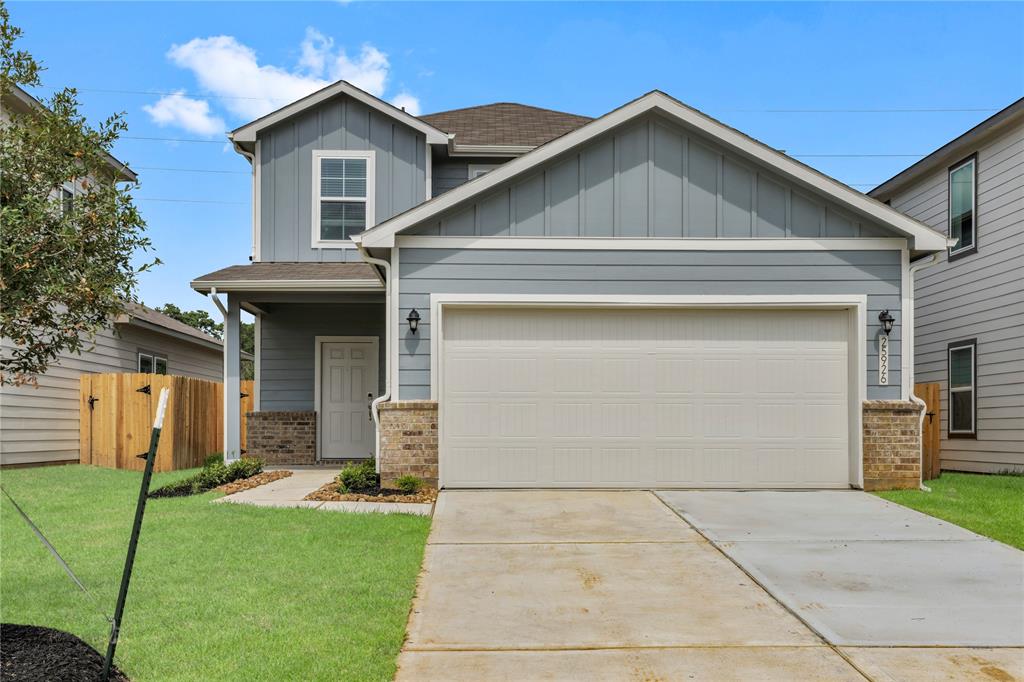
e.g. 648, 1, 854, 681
230, 80, 449, 145
354, 91, 950, 252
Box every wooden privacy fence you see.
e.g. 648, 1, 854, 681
79, 374, 254, 472
916, 382, 941, 481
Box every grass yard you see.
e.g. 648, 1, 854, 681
0, 465, 431, 681
876, 472, 1024, 550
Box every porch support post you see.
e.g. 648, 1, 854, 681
224, 294, 242, 461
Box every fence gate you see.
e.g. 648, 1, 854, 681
80, 374, 254, 471
916, 382, 941, 480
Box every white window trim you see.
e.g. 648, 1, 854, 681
311, 149, 376, 249
467, 163, 499, 180
138, 351, 168, 374
948, 156, 976, 256
948, 341, 976, 435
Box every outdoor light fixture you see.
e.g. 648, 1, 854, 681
878, 310, 895, 336
407, 308, 421, 334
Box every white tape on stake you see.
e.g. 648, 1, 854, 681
153, 388, 170, 428
878, 334, 889, 386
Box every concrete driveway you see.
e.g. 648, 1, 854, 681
395, 490, 1024, 681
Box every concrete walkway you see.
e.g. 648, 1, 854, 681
215, 468, 432, 516
396, 490, 1024, 681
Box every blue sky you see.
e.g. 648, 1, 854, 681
10, 2, 1024, 318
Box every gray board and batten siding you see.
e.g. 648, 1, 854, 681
885, 119, 1024, 473
408, 113, 896, 240
397, 249, 903, 401
0, 326, 222, 466
257, 300, 386, 412
258, 93, 427, 263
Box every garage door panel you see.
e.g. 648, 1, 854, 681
441, 307, 851, 488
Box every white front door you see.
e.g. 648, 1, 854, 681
319, 340, 378, 459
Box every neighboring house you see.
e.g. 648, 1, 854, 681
193, 81, 951, 491
870, 99, 1024, 474
0, 303, 227, 467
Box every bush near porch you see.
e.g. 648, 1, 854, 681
0, 465, 430, 681
875, 472, 1024, 550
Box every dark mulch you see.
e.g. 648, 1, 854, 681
0, 624, 129, 681
303, 481, 437, 504
214, 470, 291, 495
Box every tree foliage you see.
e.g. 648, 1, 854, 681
0, 4, 157, 385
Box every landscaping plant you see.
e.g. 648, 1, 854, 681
337, 460, 377, 493
394, 475, 424, 494
149, 457, 264, 498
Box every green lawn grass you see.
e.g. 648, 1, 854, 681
876, 472, 1024, 550
1, 465, 431, 681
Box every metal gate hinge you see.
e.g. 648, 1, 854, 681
136, 385, 151, 395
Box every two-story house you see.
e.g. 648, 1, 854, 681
870, 98, 1024, 474
192, 80, 952, 492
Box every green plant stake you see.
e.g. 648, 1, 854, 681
102, 387, 169, 680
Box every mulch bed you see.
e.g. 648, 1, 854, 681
0, 623, 129, 681
215, 470, 292, 495
303, 481, 437, 504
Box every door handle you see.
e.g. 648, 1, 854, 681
367, 393, 374, 421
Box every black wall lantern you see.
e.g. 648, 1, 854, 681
406, 308, 421, 334
878, 310, 895, 336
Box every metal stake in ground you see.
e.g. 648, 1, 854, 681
102, 387, 169, 680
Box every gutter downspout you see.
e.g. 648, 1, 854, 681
209, 288, 230, 461
354, 243, 391, 472
907, 255, 938, 492
231, 139, 257, 262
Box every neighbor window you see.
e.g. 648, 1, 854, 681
948, 156, 976, 257
60, 187, 73, 216
468, 163, 499, 180
948, 340, 976, 437
138, 352, 167, 375
313, 150, 375, 246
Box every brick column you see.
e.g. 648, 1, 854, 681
379, 401, 438, 488
862, 400, 922, 491
245, 411, 316, 465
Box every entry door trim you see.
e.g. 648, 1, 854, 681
430, 294, 868, 489
314, 335, 380, 461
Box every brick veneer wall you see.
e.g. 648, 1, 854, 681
245, 411, 316, 465
379, 401, 438, 488
862, 400, 922, 491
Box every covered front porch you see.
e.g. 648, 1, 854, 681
191, 262, 386, 464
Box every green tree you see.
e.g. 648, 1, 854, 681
0, 4, 156, 386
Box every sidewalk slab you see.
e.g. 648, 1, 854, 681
318, 501, 432, 516
841, 647, 1024, 682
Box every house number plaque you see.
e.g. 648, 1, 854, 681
878, 335, 889, 385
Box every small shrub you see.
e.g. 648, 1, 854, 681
394, 475, 423, 494
203, 453, 224, 468
337, 460, 377, 493
227, 457, 263, 480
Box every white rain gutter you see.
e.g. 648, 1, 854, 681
354, 244, 392, 471
907, 255, 938, 492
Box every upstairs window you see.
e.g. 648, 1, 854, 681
313, 150, 375, 246
468, 163, 499, 180
138, 352, 168, 375
948, 156, 976, 258
947, 340, 976, 438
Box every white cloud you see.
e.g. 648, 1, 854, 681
390, 92, 421, 116
143, 91, 225, 136
158, 30, 407, 125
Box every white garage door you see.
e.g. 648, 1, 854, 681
440, 307, 851, 489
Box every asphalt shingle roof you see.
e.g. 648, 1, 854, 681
192, 262, 378, 282
420, 102, 592, 148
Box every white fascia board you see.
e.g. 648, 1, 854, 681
358, 91, 948, 252
230, 80, 448, 145
190, 279, 384, 293
448, 143, 534, 157
395, 236, 909, 251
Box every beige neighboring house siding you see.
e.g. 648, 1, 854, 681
0, 325, 222, 466
888, 119, 1024, 473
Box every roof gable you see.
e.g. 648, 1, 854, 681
230, 80, 448, 146
355, 91, 950, 252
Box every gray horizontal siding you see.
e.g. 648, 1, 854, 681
0, 326, 223, 466
891, 119, 1024, 472
258, 302, 385, 411
431, 157, 510, 197
397, 248, 902, 401
259, 93, 426, 263
409, 113, 895, 240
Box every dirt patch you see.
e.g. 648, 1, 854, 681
303, 481, 437, 504
215, 470, 292, 495
0, 623, 130, 681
